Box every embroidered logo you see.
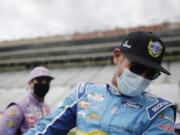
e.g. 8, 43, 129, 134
159, 114, 174, 122
148, 40, 163, 58
121, 100, 143, 109
110, 105, 118, 114
6, 120, 16, 128
87, 93, 104, 101
78, 100, 90, 109
147, 98, 172, 120
122, 40, 132, 49
78, 111, 86, 118
159, 124, 174, 132
87, 112, 101, 121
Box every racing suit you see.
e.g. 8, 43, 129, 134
24, 82, 176, 135
0, 92, 50, 135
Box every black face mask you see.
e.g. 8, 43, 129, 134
33, 83, 49, 98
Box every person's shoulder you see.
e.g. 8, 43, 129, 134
141, 92, 173, 105
77, 81, 105, 91
76, 82, 106, 97
141, 92, 175, 121
6, 94, 29, 113
84, 82, 106, 92
4, 104, 23, 119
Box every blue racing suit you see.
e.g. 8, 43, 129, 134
24, 82, 176, 135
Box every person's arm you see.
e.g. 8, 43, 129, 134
24, 82, 87, 135
0, 105, 24, 135
143, 107, 175, 135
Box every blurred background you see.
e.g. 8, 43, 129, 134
0, 0, 180, 124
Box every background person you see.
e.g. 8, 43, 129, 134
0, 66, 54, 135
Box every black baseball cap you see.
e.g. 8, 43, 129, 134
120, 31, 170, 75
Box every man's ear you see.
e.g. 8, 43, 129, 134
113, 48, 122, 64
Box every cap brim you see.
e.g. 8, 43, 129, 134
126, 53, 171, 75
42, 76, 54, 80
33, 75, 54, 81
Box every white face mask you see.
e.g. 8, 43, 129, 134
117, 68, 151, 97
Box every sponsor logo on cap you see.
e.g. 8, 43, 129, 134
148, 41, 163, 58
122, 40, 132, 49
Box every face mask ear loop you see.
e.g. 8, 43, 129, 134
116, 55, 127, 78
115, 65, 119, 79
115, 61, 124, 92
115, 55, 130, 93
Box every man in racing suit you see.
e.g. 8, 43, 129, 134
0, 66, 54, 135
24, 32, 176, 135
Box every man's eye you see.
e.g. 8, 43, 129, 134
42, 80, 47, 84
33, 80, 38, 84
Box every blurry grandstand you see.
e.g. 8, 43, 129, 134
0, 23, 180, 123
1, 23, 180, 70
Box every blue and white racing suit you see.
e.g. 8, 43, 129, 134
24, 82, 176, 135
